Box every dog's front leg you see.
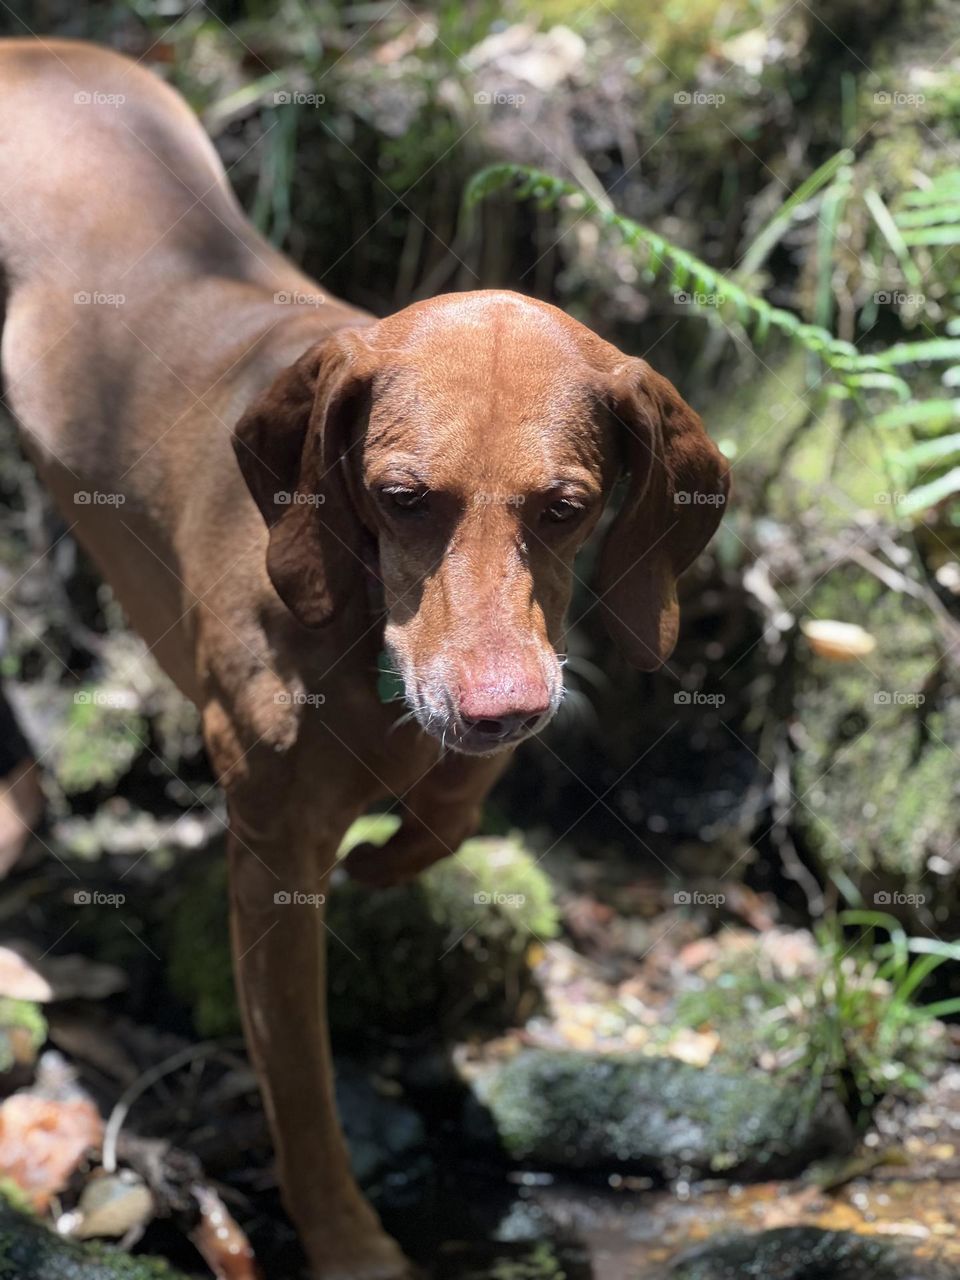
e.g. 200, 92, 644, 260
343, 750, 511, 888
226, 810, 412, 1280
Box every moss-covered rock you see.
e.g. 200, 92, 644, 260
708, 348, 891, 525
666, 1226, 955, 1279
793, 567, 960, 916
328, 834, 558, 1039
466, 1050, 852, 1179
166, 832, 558, 1040
0, 1203, 191, 1280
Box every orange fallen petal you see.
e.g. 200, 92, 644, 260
0, 1094, 103, 1211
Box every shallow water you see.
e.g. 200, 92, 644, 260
384, 1166, 960, 1278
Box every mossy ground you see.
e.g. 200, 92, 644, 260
794, 569, 959, 904
0, 1205, 190, 1280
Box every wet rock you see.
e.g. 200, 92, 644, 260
335, 1063, 429, 1199
0, 1201, 189, 1280
665, 1226, 956, 1279
466, 1050, 853, 1179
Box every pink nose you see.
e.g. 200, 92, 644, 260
456, 671, 552, 742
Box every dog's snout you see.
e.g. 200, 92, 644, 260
456, 677, 551, 725
454, 668, 553, 749
460, 711, 544, 742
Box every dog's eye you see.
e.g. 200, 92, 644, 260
382, 485, 428, 514
542, 498, 583, 525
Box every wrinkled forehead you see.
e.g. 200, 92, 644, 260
361, 296, 609, 484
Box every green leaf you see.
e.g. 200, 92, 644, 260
815, 177, 850, 328
874, 399, 960, 430
895, 433, 960, 469
904, 936, 960, 961
738, 150, 854, 276
902, 178, 960, 206
846, 372, 911, 399
463, 163, 960, 427
895, 204, 960, 228
899, 465, 960, 516
901, 226, 960, 246
907, 997, 960, 1021
890, 953, 947, 1010
864, 187, 921, 287
876, 339, 960, 367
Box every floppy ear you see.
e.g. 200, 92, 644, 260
232, 330, 374, 627
597, 359, 730, 671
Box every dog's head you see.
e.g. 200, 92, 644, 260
234, 291, 729, 754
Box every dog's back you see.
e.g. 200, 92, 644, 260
0, 39, 271, 287
0, 39, 356, 696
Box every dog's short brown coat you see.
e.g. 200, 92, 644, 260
0, 38, 729, 1278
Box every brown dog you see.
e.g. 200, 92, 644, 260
0, 37, 729, 1279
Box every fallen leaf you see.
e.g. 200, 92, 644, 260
801, 619, 877, 660
662, 1027, 719, 1068
0, 947, 52, 1002
190, 1184, 263, 1280
0, 942, 126, 1003
72, 1170, 154, 1239
0, 1093, 103, 1210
